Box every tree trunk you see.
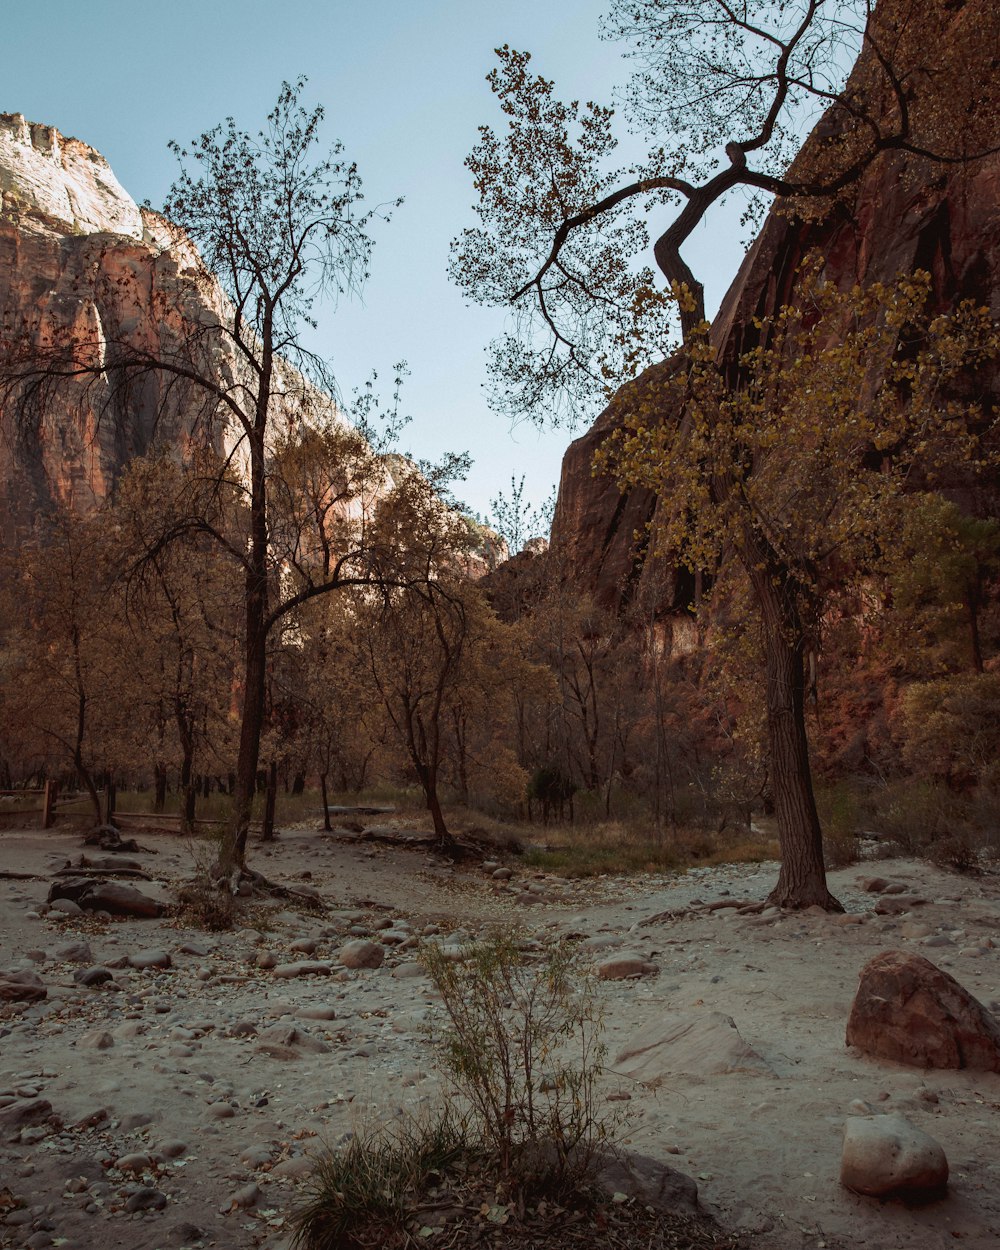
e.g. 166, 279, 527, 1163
153, 764, 167, 813
180, 748, 196, 835
320, 772, 332, 832
753, 571, 841, 911
220, 556, 268, 877
261, 759, 278, 842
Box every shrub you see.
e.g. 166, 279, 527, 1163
421, 931, 612, 1196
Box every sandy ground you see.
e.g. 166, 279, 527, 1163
2, 822, 1000, 1250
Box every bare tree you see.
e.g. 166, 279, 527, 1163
451, 0, 999, 422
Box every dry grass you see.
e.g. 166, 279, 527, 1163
519, 820, 778, 878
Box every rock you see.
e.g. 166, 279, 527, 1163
83, 882, 162, 918
595, 953, 657, 980
53, 941, 93, 963
337, 940, 384, 970
593, 1149, 698, 1212
840, 1113, 948, 1197
846, 950, 1000, 1071
271, 960, 332, 979
0, 969, 46, 1002
78, 1030, 114, 1050
124, 1186, 167, 1212
256, 1025, 330, 1057
0, 1098, 53, 1141
48, 897, 83, 916
615, 1012, 775, 1080
114, 1152, 153, 1173
860, 877, 892, 894
128, 949, 171, 970
73, 966, 113, 987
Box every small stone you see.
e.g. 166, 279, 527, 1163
53, 941, 94, 963
128, 949, 171, 970
596, 954, 657, 980
114, 1152, 153, 1173
124, 1186, 167, 1212
74, 966, 113, 987
337, 940, 384, 970
226, 1181, 261, 1209
79, 1030, 114, 1050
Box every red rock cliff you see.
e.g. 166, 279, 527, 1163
551, 0, 1000, 612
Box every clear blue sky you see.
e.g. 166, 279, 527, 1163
4, 0, 749, 525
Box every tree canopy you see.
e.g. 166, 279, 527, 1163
451, 0, 1000, 424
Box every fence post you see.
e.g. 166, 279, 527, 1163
42, 780, 55, 829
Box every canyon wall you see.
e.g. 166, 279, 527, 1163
550, 0, 1000, 613
0, 113, 341, 546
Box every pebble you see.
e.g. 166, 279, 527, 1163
78, 1030, 114, 1050
124, 1186, 167, 1213
128, 949, 172, 970
271, 960, 333, 979
53, 942, 93, 963
226, 1181, 261, 1210
73, 967, 113, 987
338, 940, 385, 969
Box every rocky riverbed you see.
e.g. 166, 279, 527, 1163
3, 826, 1000, 1249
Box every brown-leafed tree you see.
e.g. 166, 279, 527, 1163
1, 80, 404, 887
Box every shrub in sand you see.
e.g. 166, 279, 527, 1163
291, 934, 613, 1248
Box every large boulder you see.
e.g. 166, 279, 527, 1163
841, 1113, 948, 1198
846, 950, 1000, 1071
615, 1011, 774, 1082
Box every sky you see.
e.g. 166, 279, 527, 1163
4, 0, 750, 526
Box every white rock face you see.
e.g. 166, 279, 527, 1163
0, 113, 144, 239
840, 1113, 949, 1197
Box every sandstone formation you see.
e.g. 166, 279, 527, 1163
846, 949, 1000, 1071
550, 0, 1000, 612
0, 113, 338, 547
840, 1113, 949, 1199
614, 1010, 774, 1081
